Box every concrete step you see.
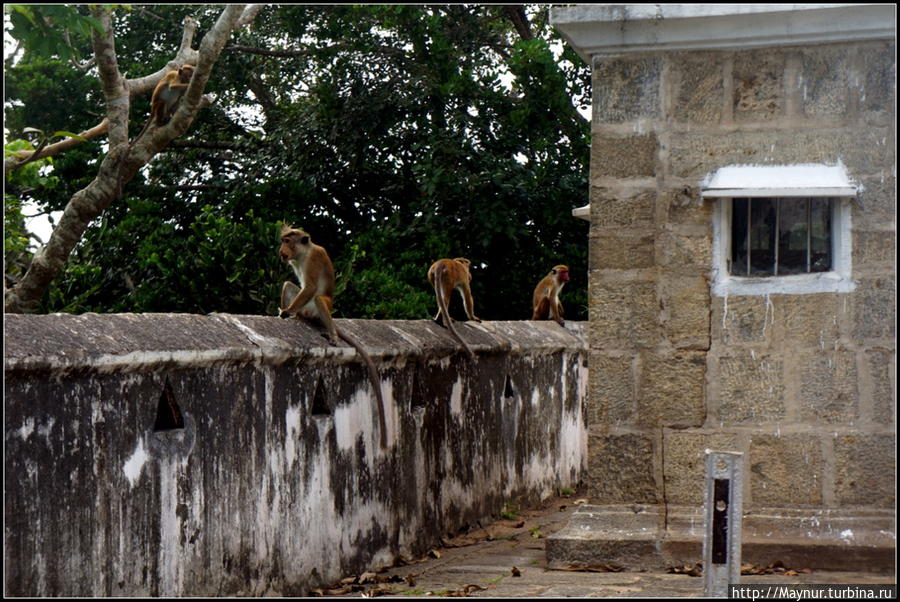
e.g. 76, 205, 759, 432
546, 504, 896, 573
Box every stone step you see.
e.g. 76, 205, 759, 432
546, 504, 896, 573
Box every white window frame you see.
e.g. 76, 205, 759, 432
704, 164, 856, 297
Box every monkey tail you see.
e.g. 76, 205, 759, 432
434, 264, 476, 359
336, 326, 388, 450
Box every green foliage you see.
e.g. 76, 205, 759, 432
499, 500, 520, 521
6, 5, 104, 62
4, 139, 61, 287
43, 204, 285, 315
6, 5, 590, 320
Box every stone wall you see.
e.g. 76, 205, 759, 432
586, 38, 895, 527
4, 313, 587, 597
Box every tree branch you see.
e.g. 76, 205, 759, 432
503, 5, 533, 41
5, 4, 260, 314
4, 119, 110, 174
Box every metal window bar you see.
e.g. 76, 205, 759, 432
746, 199, 751, 276
774, 198, 780, 276
806, 198, 811, 273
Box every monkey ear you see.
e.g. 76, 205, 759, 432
300, 235, 310, 245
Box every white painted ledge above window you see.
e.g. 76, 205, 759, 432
700, 164, 859, 199
704, 163, 857, 297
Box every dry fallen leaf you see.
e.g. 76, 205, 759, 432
361, 585, 393, 598
511, 566, 522, 577
428, 549, 442, 559
668, 563, 703, 577
405, 574, 417, 587
573, 498, 589, 505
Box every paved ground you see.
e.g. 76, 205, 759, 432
317, 494, 896, 597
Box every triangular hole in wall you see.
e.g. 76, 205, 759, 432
154, 378, 185, 432
503, 374, 516, 400
311, 377, 331, 416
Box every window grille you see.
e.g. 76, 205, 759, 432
729, 197, 833, 276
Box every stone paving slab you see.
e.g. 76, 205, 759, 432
325, 494, 896, 598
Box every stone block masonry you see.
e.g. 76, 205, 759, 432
584, 36, 895, 515
553, 3, 895, 572
4, 314, 587, 596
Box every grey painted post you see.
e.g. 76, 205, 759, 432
703, 450, 744, 597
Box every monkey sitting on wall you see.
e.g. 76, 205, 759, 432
278, 225, 388, 450
531, 265, 569, 326
427, 257, 481, 359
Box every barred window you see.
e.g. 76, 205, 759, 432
730, 197, 833, 276
703, 163, 856, 296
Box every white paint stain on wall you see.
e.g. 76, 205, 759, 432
285, 405, 302, 467
123, 438, 148, 488
18, 417, 35, 440
335, 387, 379, 452
158, 456, 181, 597
38, 416, 56, 442
450, 378, 464, 417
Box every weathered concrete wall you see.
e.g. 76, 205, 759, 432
556, 7, 895, 569
4, 314, 587, 596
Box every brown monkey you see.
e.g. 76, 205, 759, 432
531, 265, 569, 325
278, 225, 388, 450
151, 64, 196, 127
427, 258, 481, 359
130, 65, 196, 146
114, 65, 196, 198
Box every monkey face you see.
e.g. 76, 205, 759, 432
279, 228, 311, 261
178, 65, 195, 83
553, 265, 570, 282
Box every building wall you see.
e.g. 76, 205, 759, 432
4, 314, 587, 596
586, 40, 895, 513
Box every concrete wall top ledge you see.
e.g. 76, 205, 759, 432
551, 4, 895, 59
3, 313, 586, 374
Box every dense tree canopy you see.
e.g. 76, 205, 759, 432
4, 5, 590, 320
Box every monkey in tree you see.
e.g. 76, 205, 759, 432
278, 225, 388, 450
131, 64, 196, 147
427, 257, 481, 359
531, 265, 569, 326
114, 65, 196, 198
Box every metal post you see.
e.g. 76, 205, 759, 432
703, 450, 744, 597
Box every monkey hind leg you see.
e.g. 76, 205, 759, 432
280, 281, 302, 312
313, 295, 339, 342
532, 298, 550, 321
